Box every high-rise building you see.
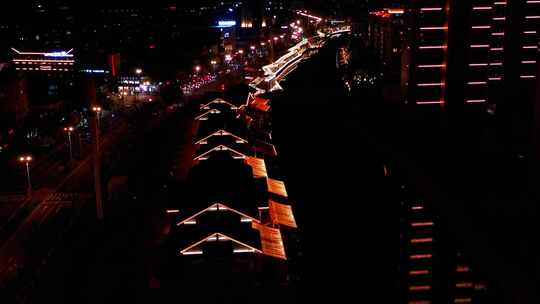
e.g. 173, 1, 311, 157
384, 170, 496, 304
401, 0, 539, 115
401, 2, 450, 106
490, 0, 540, 151
367, 9, 406, 80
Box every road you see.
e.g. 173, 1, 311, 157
13, 102, 201, 303
0, 110, 126, 240
0, 112, 130, 299
0, 37, 287, 303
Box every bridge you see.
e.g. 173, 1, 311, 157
250, 26, 351, 94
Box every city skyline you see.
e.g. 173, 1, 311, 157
0, 1, 539, 303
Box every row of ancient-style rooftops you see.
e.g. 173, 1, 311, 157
170, 96, 297, 261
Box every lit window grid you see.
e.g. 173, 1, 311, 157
487, 0, 507, 88
414, 0, 450, 105
522, 0, 539, 74
466, 1, 493, 104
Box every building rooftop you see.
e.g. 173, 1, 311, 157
175, 203, 262, 256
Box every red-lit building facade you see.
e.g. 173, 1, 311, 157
401, 3, 449, 106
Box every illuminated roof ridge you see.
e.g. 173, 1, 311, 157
195, 109, 221, 120
179, 232, 262, 255
176, 202, 260, 226
193, 144, 247, 161
11, 48, 74, 57
195, 129, 249, 145
200, 98, 239, 110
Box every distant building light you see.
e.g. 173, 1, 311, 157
44, 51, 74, 57
81, 69, 109, 74
218, 20, 236, 27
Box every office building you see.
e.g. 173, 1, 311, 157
401, 0, 539, 113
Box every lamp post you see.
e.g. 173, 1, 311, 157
92, 106, 102, 129
135, 69, 142, 104
92, 106, 102, 148
90, 108, 104, 220
19, 155, 32, 195
63, 126, 74, 160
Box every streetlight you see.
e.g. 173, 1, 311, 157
63, 126, 74, 160
19, 155, 32, 195
92, 106, 102, 128
90, 107, 104, 220
91, 106, 103, 149
134, 70, 142, 103
250, 45, 256, 51
194, 65, 201, 73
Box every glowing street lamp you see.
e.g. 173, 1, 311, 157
91, 106, 103, 148
19, 155, 32, 195
92, 106, 102, 128
238, 49, 244, 54
194, 65, 201, 73
135, 68, 143, 75
250, 45, 256, 51
63, 126, 74, 160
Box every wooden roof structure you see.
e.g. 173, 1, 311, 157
267, 178, 288, 198
244, 156, 268, 178
176, 203, 260, 227
194, 144, 248, 161
195, 129, 248, 145
269, 200, 297, 228
251, 96, 271, 112
252, 222, 287, 260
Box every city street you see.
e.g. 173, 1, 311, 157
0, 112, 130, 294
19, 101, 201, 303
